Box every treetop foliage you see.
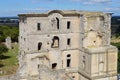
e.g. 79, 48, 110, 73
0, 26, 19, 42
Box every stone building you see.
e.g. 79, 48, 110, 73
18, 10, 118, 80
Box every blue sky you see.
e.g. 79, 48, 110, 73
0, 0, 120, 17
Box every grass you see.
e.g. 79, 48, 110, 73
0, 44, 19, 76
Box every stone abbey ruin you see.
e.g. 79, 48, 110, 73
6, 10, 118, 80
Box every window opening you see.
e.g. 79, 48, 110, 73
72, 76, 75, 78
38, 42, 42, 50
67, 21, 70, 29
67, 38, 71, 45
67, 54, 71, 57
38, 64, 40, 69
37, 23, 41, 30
51, 36, 59, 48
56, 17, 59, 29
52, 63, 57, 69
67, 59, 71, 67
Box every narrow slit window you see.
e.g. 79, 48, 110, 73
38, 42, 42, 50
37, 23, 41, 30
67, 38, 71, 45
56, 17, 59, 29
67, 59, 71, 67
38, 64, 40, 69
67, 21, 70, 29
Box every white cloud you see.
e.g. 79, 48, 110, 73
71, 0, 111, 4
23, 8, 48, 11
105, 7, 120, 11
104, 7, 120, 15
71, 0, 88, 2
93, 0, 110, 3
32, 0, 54, 3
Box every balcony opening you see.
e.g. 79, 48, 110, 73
51, 36, 59, 48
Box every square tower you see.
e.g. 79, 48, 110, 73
18, 10, 117, 80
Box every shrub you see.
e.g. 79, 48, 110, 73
0, 44, 8, 55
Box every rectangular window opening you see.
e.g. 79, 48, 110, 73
67, 59, 71, 67
67, 38, 71, 45
37, 23, 41, 30
67, 21, 71, 29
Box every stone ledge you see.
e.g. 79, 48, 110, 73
83, 45, 117, 54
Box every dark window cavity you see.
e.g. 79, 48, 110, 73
67, 59, 71, 67
67, 54, 71, 67
52, 63, 57, 69
67, 38, 71, 45
51, 36, 59, 48
72, 76, 75, 78
38, 64, 40, 69
56, 17, 59, 29
37, 23, 41, 30
38, 42, 42, 50
67, 21, 70, 29
67, 54, 71, 57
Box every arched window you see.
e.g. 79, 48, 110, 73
56, 17, 59, 29
38, 42, 42, 50
51, 36, 59, 48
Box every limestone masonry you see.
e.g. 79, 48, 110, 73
17, 10, 118, 80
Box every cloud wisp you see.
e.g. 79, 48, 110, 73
32, 0, 54, 3
71, 0, 111, 4
104, 7, 120, 15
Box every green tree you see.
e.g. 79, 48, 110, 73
0, 26, 19, 42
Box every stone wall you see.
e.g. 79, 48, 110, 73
2, 10, 116, 80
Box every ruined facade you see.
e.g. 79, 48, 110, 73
18, 10, 118, 80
